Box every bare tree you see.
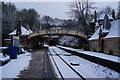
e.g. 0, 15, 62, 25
68, 0, 95, 34
97, 6, 116, 20
116, 2, 120, 19
99, 6, 113, 15
17, 8, 40, 30
41, 15, 53, 29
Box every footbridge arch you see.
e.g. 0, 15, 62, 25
28, 29, 87, 40
28, 29, 87, 50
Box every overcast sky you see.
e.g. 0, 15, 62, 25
2, 0, 119, 19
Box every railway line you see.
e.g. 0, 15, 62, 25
58, 46, 120, 73
48, 46, 86, 79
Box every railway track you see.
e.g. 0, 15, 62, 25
48, 47, 86, 80
58, 46, 120, 73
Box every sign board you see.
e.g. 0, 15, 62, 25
13, 36, 19, 47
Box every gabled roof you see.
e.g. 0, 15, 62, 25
105, 19, 120, 38
103, 13, 111, 30
9, 26, 33, 36
88, 27, 100, 40
90, 13, 113, 23
95, 22, 99, 26
91, 19, 95, 23
98, 13, 113, 21
89, 19, 120, 40
88, 25, 110, 40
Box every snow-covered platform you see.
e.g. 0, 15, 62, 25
0, 51, 32, 79
58, 45, 120, 63
0, 53, 10, 66
48, 46, 119, 78
57, 45, 120, 73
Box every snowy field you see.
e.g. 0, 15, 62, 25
48, 46, 120, 78
0, 51, 32, 79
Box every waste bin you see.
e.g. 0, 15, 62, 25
8, 46, 18, 59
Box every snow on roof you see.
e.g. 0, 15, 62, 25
89, 21, 111, 40
102, 29, 109, 33
95, 22, 99, 26
9, 26, 33, 36
98, 13, 113, 20
105, 19, 120, 38
28, 29, 33, 34
91, 19, 95, 23
88, 27, 100, 40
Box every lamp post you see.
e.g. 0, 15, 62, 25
13, 19, 21, 47
16, 19, 21, 36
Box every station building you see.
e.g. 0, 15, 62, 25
103, 20, 120, 56
9, 26, 32, 47
88, 13, 120, 56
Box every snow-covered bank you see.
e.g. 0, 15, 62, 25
0, 53, 10, 62
0, 51, 32, 79
58, 36, 80, 47
58, 45, 120, 63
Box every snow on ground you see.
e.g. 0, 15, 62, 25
49, 47, 71, 55
48, 50, 62, 78
58, 45, 120, 63
0, 51, 32, 79
48, 47, 80, 78
58, 35, 80, 47
49, 46, 119, 78
61, 55, 119, 78
0, 53, 10, 62
0, 47, 7, 49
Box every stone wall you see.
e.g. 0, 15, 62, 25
0, 2, 2, 52
89, 38, 120, 56
104, 38, 120, 56
89, 40, 99, 52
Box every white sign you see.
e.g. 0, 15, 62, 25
13, 36, 19, 47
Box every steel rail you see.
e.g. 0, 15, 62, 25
48, 48, 64, 80
51, 47, 86, 80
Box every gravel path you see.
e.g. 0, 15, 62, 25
18, 48, 55, 79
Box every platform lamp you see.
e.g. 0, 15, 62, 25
12, 19, 22, 48
16, 19, 22, 36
